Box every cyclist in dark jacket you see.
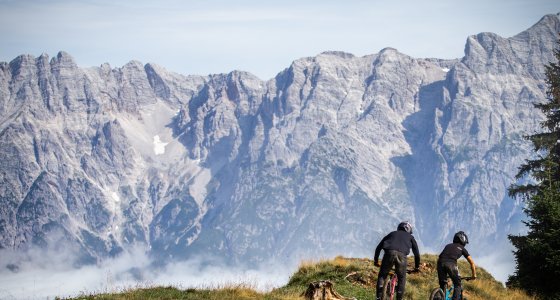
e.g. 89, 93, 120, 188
374, 221, 420, 300
437, 231, 477, 300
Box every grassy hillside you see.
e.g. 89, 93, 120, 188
59, 255, 533, 300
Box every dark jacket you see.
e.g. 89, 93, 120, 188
374, 230, 420, 268
438, 242, 470, 263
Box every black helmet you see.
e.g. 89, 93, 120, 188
397, 221, 413, 234
453, 231, 469, 246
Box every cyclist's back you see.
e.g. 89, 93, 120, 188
374, 221, 420, 300
378, 230, 417, 255
439, 242, 468, 263
437, 231, 477, 300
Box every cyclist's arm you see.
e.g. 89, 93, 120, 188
374, 235, 388, 265
374, 241, 383, 265
411, 237, 420, 270
466, 255, 476, 278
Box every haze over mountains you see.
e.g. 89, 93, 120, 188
1, 12, 559, 286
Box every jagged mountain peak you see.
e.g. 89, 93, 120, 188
461, 13, 559, 78
378, 47, 399, 54
0, 13, 557, 272
518, 13, 560, 36
374, 47, 414, 64
53, 51, 77, 65
318, 51, 356, 59
121, 59, 146, 71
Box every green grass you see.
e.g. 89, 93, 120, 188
58, 285, 265, 300
58, 255, 534, 300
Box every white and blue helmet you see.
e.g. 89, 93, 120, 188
397, 221, 413, 234
453, 231, 469, 246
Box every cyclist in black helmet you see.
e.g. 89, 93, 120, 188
374, 221, 420, 300
437, 231, 477, 300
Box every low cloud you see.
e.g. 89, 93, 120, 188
0, 247, 293, 300
476, 249, 515, 284
0, 240, 517, 299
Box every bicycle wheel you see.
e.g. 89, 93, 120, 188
429, 288, 445, 300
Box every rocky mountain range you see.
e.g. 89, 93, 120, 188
1, 14, 559, 268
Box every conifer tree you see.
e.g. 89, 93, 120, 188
507, 40, 560, 298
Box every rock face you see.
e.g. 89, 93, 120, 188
0, 14, 559, 266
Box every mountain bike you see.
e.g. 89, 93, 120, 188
429, 276, 475, 300
381, 269, 418, 300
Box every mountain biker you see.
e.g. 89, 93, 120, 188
437, 231, 477, 300
374, 221, 420, 300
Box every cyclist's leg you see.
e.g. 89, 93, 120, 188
436, 259, 447, 291
394, 251, 407, 300
444, 262, 462, 300
376, 251, 395, 300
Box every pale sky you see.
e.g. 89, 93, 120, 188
1, 0, 559, 79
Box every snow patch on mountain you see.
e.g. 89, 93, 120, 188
153, 135, 168, 155
111, 192, 120, 202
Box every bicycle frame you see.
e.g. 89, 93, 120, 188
387, 274, 397, 300
444, 284, 454, 300
430, 277, 473, 300
382, 269, 417, 300
380, 272, 398, 300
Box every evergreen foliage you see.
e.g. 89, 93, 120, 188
508, 39, 560, 299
